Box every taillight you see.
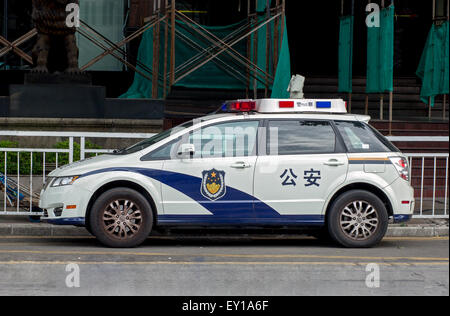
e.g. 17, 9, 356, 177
389, 157, 410, 181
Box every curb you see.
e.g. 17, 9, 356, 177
386, 226, 449, 238
0, 223, 90, 237
0, 223, 448, 238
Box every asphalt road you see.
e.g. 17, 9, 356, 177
0, 235, 448, 296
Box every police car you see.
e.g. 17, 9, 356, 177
39, 99, 414, 248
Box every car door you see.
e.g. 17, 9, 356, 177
159, 119, 262, 224
253, 119, 348, 224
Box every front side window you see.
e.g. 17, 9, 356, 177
118, 120, 193, 155
188, 121, 260, 159
335, 121, 398, 153
268, 120, 337, 155
142, 138, 181, 161
142, 120, 260, 160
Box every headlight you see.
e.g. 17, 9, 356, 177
43, 177, 53, 190
51, 176, 80, 187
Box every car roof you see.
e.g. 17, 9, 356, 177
201, 112, 371, 123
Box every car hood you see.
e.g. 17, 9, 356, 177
48, 154, 132, 177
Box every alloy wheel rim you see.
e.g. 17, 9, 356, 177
102, 199, 143, 239
339, 200, 379, 241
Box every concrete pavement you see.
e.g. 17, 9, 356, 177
0, 216, 448, 237
0, 235, 448, 296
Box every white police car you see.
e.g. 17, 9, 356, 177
39, 99, 414, 248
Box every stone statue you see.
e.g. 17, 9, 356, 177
31, 0, 80, 74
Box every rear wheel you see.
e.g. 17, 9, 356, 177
90, 188, 153, 248
327, 190, 388, 248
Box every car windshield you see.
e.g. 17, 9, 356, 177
115, 121, 194, 155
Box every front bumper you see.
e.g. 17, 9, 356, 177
41, 217, 86, 226
39, 183, 92, 222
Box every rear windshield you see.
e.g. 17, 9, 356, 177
334, 121, 399, 153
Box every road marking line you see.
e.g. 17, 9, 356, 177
383, 237, 449, 241
0, 236, 94, 239
0, 260, 447, 266
0, 249, 448, 262
0, 236, 447, 241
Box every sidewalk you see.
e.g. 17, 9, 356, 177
0, 216, 448, 238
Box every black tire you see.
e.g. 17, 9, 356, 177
90, 188, 153, 248
85, 222, 94, 236
311, 227, 333, 243
327, 190, 388, 248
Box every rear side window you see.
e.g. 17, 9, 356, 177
268, 120, 337, 155
335, 121, 398, 153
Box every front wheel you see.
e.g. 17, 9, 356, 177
90, 188, 153, 248
327, 190, 388, 248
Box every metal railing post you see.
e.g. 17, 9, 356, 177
3, 153, 7, 212
420, 157, 425, 216
69, 137, 74, 164
80, 137, 86, 161
445, 156, 449, 216
17, 153, 20, 212
30, 152, 33, 211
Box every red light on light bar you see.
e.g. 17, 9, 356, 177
279, 101, 295, 108
230, 101, 256, 112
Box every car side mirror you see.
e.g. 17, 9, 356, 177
177, 143, 195, 157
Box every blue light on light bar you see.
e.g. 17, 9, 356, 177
316, 101, 332, 108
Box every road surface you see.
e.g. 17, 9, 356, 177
0, 234, 448, 296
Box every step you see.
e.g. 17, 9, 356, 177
305, 77, 421, 87
411, 178, 448, 187
414, 187, 448, 198
304, 85, 421, 95
411, 170, 448, 178
372, 121, 449, 130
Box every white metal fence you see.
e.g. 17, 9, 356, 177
0, 131, 448, 219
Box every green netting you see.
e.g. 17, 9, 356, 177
271, 19, 291, 98
366, 5, 394, 93
256, 0, 268, 13
338, 15, 354, 93
416, 21, 449, 106
121, 16, 291, 99
121, 20, 248, 99
249, 16, 287, 91
119, 23, 168, 99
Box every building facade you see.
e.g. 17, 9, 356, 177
0, 0, 448, 120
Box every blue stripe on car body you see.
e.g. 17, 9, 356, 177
79, 167, 325, 226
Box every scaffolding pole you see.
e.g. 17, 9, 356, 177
430, 0, 436, 120
1, 0, 285, 101
152, 4, 161, 99
170, 0, 176, 86
90, 0, 283, 99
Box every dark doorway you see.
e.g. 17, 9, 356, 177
285, 0, 340, 77
393, 0, 432, 76
285, 0, 432, 78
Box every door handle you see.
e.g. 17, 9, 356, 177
230, 161, 251, 169
324, 159, 345, 167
